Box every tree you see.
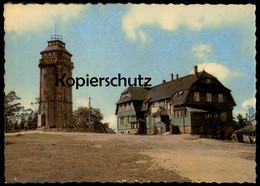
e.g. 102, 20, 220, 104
4, 91, 24, 132
73, 107, 114, 133
26, 108, 38, 130
245, 106, 256, 125
233, 106, 256, 131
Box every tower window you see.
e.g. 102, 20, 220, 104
44, 90, 45, 95
64, 89, 66, 101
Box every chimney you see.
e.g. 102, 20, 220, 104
143, 82, 146, 88
170, 73, 174, 81
162, 80, 166, 84
175, 74, 179, 79
193, 65, 198, 75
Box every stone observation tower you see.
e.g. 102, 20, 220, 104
38, 35, 74, 128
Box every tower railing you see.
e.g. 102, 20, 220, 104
51, 34, 63, 41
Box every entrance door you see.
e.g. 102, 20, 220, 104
41, 114, 46, 126
138, 122, 147, 134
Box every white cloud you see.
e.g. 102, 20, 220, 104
192, 63, 230, 81
242, 97, 256, 109
4, 3, 86, 34
190, 62, 242, 81
103, 115, 117, 130
191, 43, 243, 81
192, 44, 213, 62
122, 4, 255, 42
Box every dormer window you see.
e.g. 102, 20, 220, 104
194, 92, 200, 102
122, 93, 129, 98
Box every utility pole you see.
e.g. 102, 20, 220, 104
89, 97, 91, 129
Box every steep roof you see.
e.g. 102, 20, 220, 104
41, 41, 72, 55
144, 71, 205, 103
117, 70, 235, 108
116, 87, 150, 104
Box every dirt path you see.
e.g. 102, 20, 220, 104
140, 135, 256, 183
4, 131, 256, 183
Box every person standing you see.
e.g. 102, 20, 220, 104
24, 123, 28, 131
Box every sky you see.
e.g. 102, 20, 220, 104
4, 4, 256, 130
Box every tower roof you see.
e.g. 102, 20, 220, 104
40, 37, 72, 56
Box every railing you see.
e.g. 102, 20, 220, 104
51, 35, 63, 41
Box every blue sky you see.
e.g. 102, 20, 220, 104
4, 4, 256, 130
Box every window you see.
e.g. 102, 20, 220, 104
206, 79, 211, 83
218, 94, 224, 102
206, 93, 212, 102
128, 131, 130, 134
194, 92, 200, 102
130, 116, 136, 121
153, 101, 159, 108
131, 123, 137, 129
48, 52, 51, 57
178, 110, 182, 117
122, 93, 129, 98
183, 109, 187, 117
120, 117, 124, 126
220, 112, 226, 121
214, 113, 218, 118
131, 102, 134, 110
64, 89, 66, 101
43, 90, 46, 95
154, 116, 161, 123
205, 113, 212, 118
170, 105, 173, 114
174, 110, 178, 118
